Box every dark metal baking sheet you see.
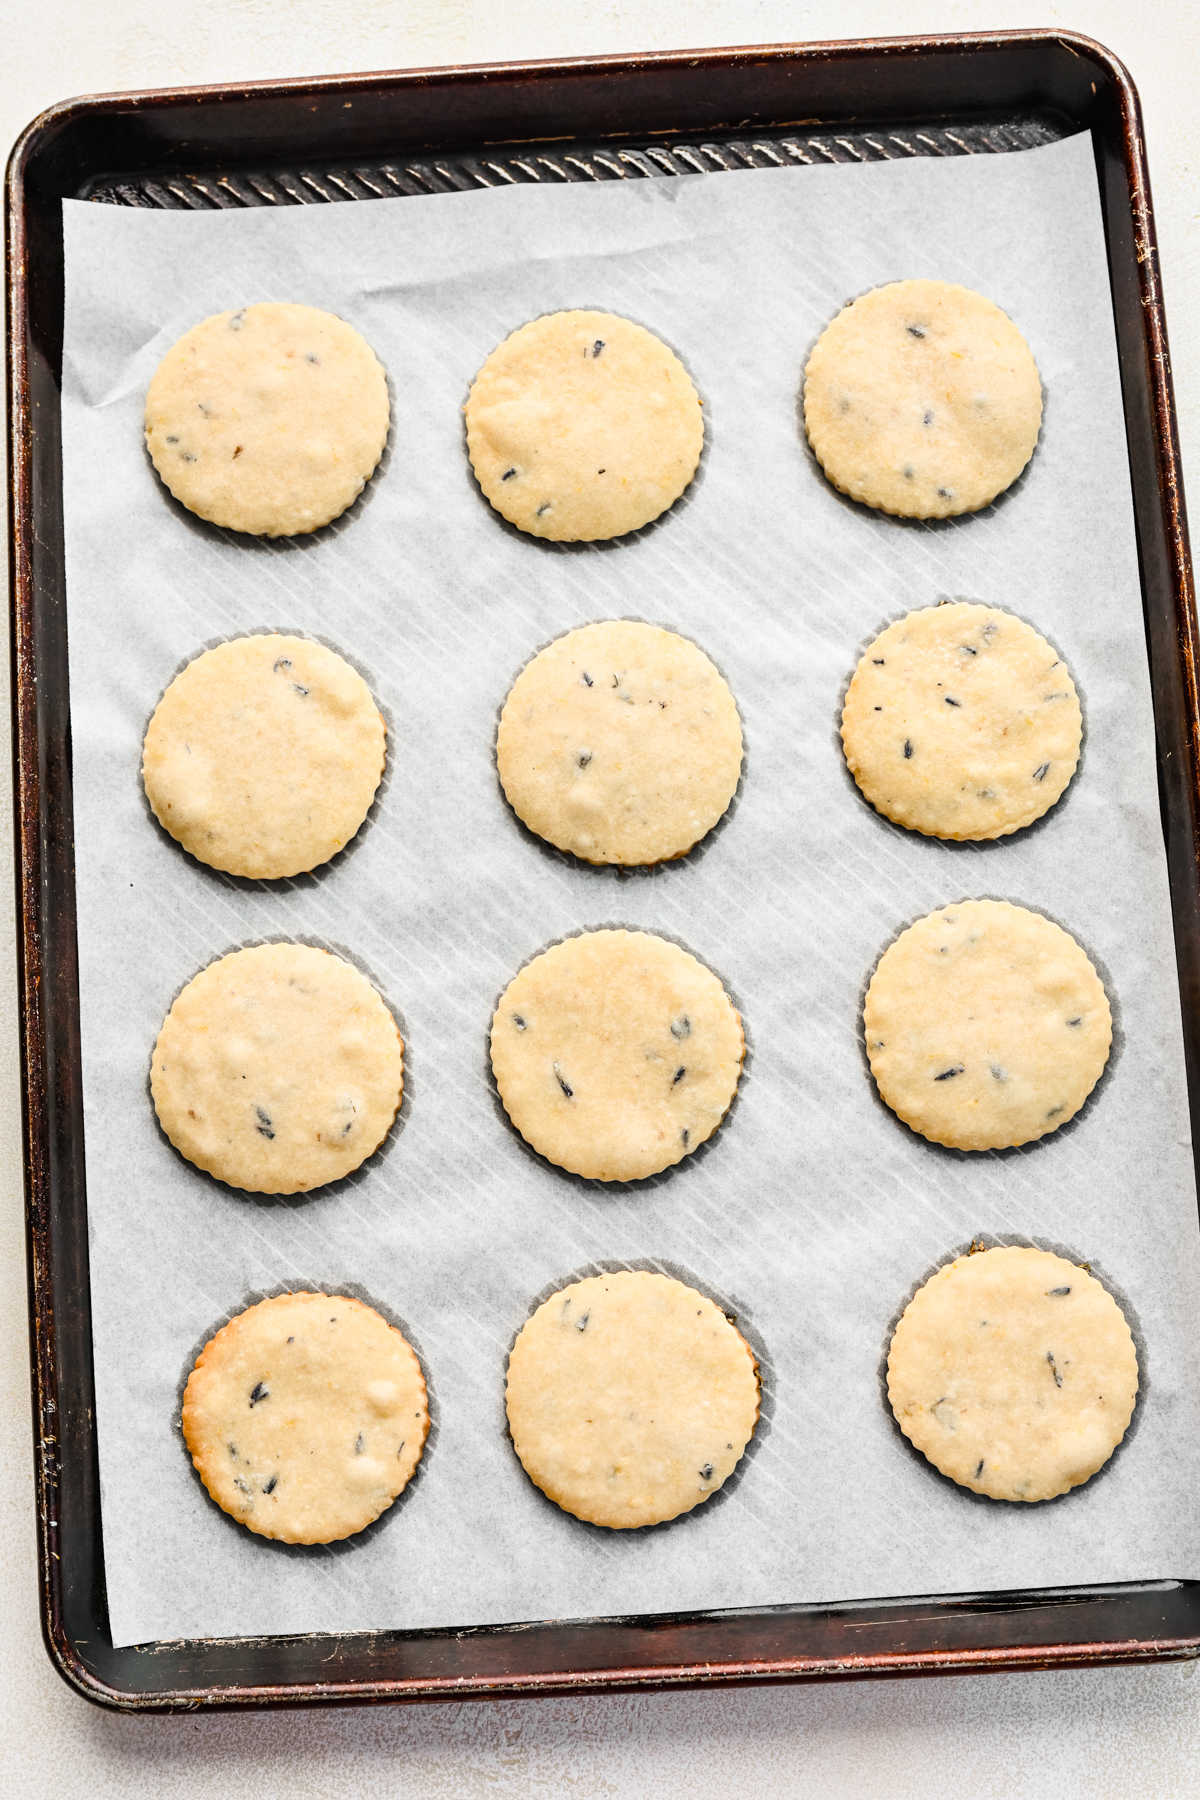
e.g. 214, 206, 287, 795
7, 29, 1200, 1709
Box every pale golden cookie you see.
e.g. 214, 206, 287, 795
506, 1271, 760, 1528
864, 901, 1111, 1150
887, 1246, 1138, 1502
151, 943, 403, 1193
804, 280, 1042, 518
490, 929, 744, 1181
145, 303, 389, 536
464, 310, 703, 541
496, 620, 742, 864
183, 1292, 429, 1543
143, 634, 386, 878
841, 603, 1081, 839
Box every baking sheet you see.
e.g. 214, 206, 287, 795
59, 132, 1200, 1650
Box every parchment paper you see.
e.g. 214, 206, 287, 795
60, 132, 1200, 1650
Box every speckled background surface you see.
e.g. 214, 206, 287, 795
5, 3, 1200, 1793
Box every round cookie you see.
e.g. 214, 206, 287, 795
864, 901, 1111, 1150
143, 634, 386, 878
506, 1270, 760, 1528
464, 310, 703, 541
887, 1246, 1138, 1502
151, 942, 404, 1193
840, 602, 1081, 839
496, 620, 742, 864
803, 280, 1042, 518
145, 302, 389, 536
182, 1291, 429, 1543
490, 929, 744, 1181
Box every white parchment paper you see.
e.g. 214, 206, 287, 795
60, 132, 1200, 1649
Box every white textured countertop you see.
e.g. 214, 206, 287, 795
4, 3, 1200, 1794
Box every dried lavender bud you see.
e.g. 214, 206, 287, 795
536, 501, 551, 517
907, 324, 926, 339
249, 1381, 268, 1407
590, 339, 605, 357
672, 1067, 686, 1085
576, 750, 592, 769
580, 671, 593, 687
354, 1433, 365, 1454
575, 1311, 590, 1333
670, 1015, 691, 1040
501, 466, 518, 481
263, 1475, 278, 1493
512, 1013, 527, 1031
255, 1106, 275, 1140
1047, 1352, 1063, 1388
944, 695, 961, 707
1033, 762, 1050, 782
903, 739, 914, 759
699, 1462, 714, 1482
1047, 1286, 1072, 1297
553, 1061, 574, 1098
934, 1064, 964, 1081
